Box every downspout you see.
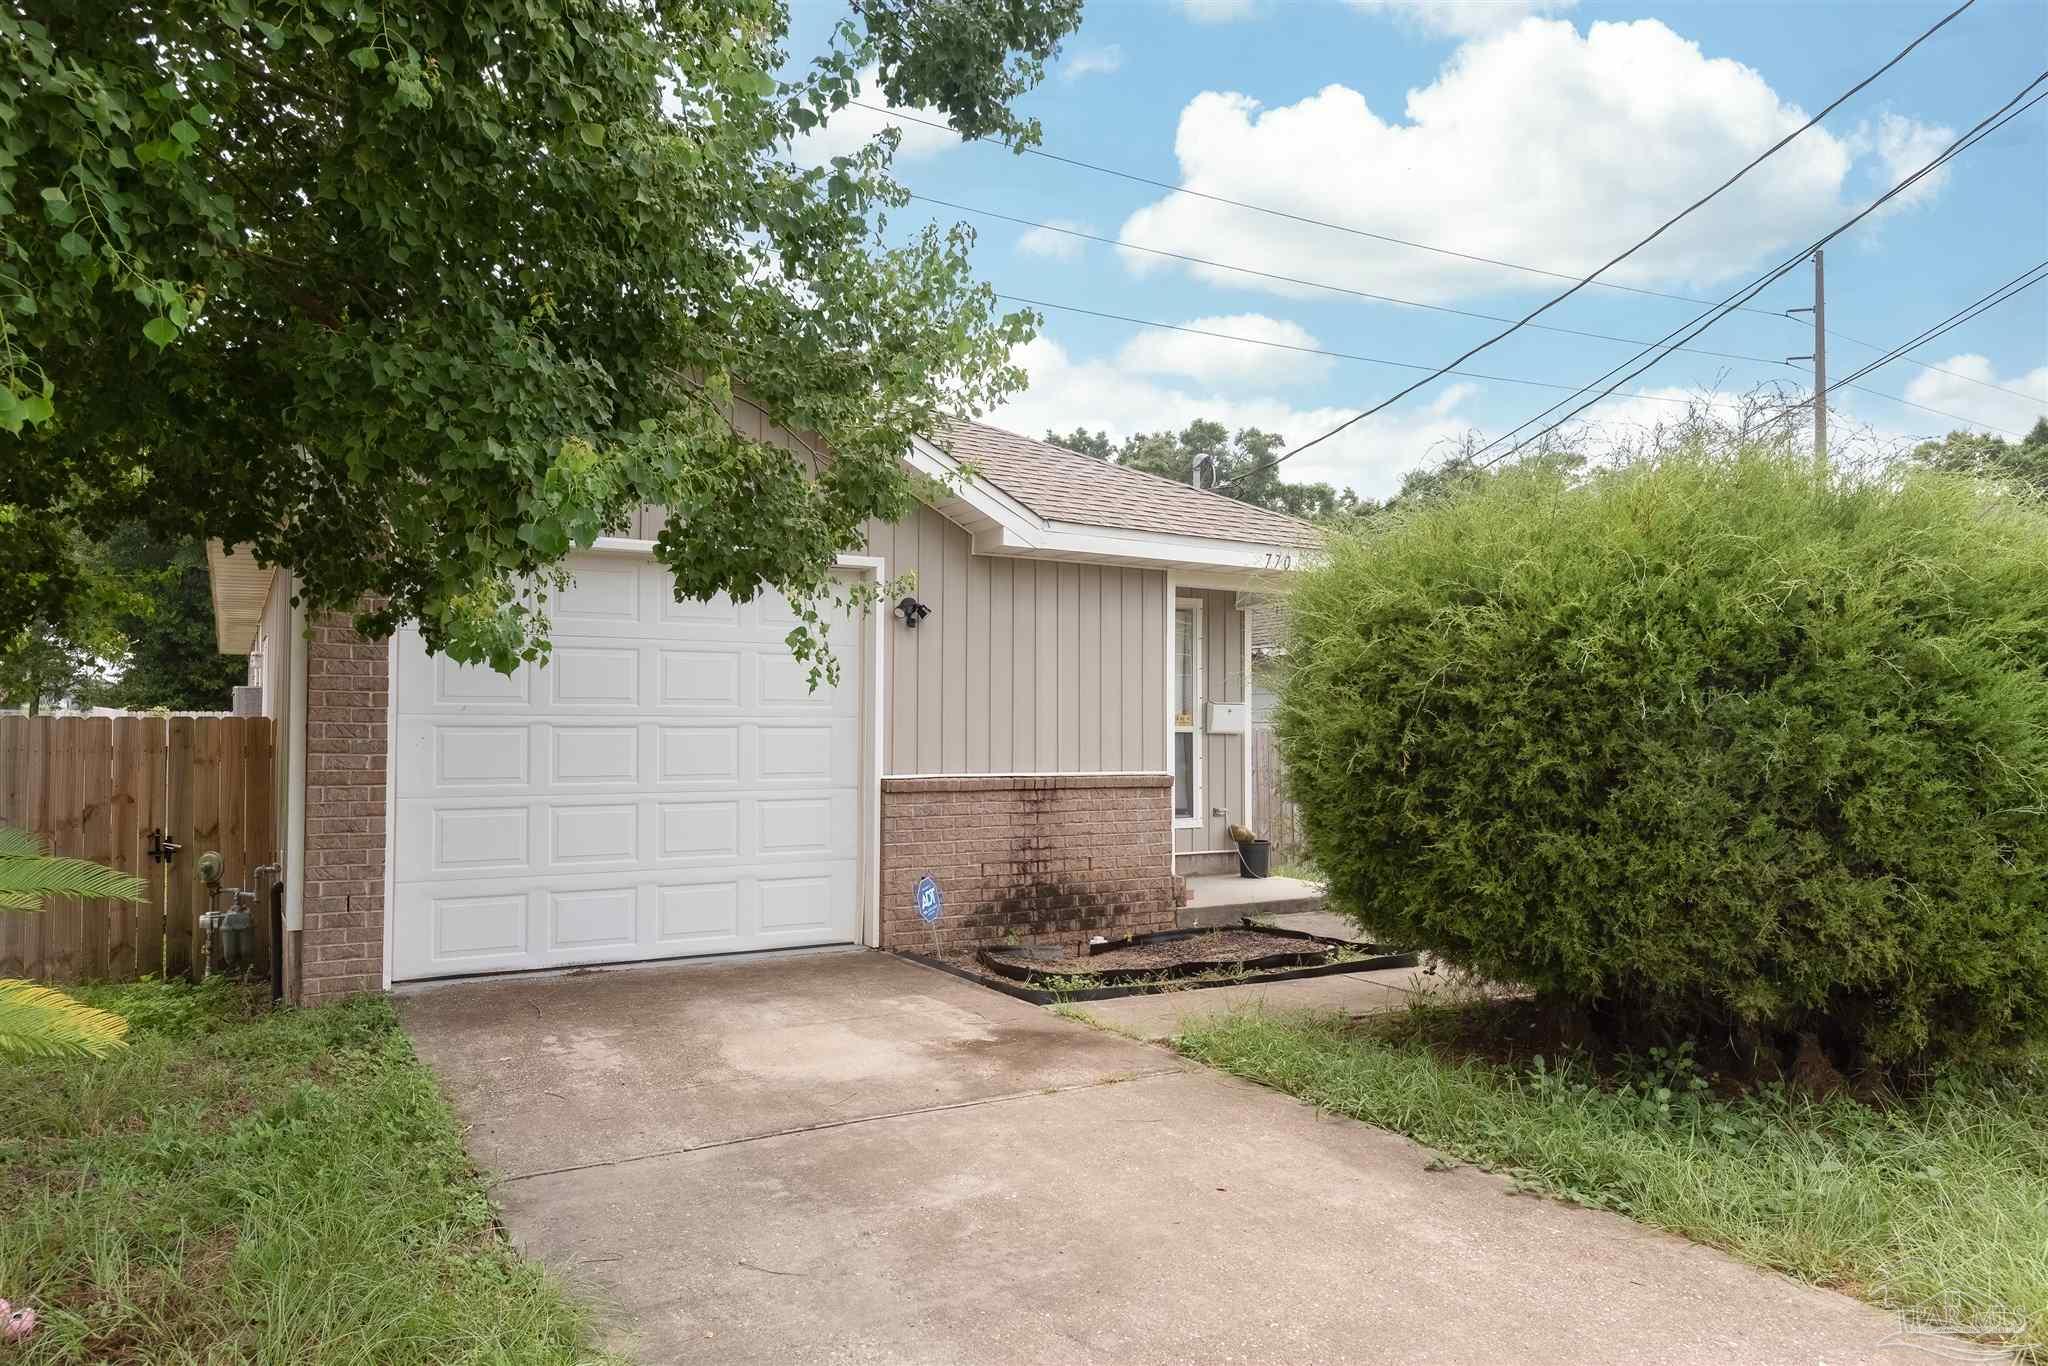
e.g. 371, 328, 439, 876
284, 581, 309, 988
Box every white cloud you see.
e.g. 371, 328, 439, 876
1016, 218, 1094, 262
1116, 314, 1333, 388
1902, 354, 2048, 438
1347, 0, 1577, 38
1181, 0, 1259, 23
1117, 19, 1942, 306
1851, 111, 1954, 213
989, 336, 1479, 499
788, 65, 959, 165
1061, 44, 1123, 82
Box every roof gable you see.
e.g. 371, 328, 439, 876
933, 420, 1321, 551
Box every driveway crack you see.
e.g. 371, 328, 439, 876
493, 1065, 1190, 1185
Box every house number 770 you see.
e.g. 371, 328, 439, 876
1263, 553, 1296, 570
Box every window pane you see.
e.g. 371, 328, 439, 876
1175, 609, 1195, 723
1174, 732, 1194, 818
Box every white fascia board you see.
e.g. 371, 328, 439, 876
905, 434, 1317, 576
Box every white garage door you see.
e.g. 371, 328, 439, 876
391, 555, 863, 981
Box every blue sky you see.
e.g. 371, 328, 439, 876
788, 0, 2048, 499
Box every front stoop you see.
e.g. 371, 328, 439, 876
1176, 873, 1326, 929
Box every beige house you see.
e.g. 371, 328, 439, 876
209, 414, 1318, 1003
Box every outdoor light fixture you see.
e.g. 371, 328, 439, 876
894, 595, 930, 629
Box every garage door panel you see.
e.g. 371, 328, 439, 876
656, 800, 741, 863
548, 724, 640, 786
393, 555, 863, 981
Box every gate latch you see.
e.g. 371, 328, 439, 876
147, 828, 182, 865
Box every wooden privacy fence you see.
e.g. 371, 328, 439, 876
1251, 725, 1302, 855
0, 714, 276, 984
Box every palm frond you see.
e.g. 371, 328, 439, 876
0, 826, 43, 859
0, 825, 147, 911
0, 979, 130, 1060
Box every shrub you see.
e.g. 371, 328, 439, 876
1279, 446, 2048, 1067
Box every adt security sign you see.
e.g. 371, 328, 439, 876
915, 874, 942, 925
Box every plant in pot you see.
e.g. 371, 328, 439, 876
1227, 824, 1270, 879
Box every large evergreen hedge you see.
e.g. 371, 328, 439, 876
1280, 448, 2048, 1066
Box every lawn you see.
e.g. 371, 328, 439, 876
1178, 1004, 2048, 1358
0, 978, 606, 1364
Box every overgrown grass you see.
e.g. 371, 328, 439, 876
1179, 1006, 2048, 1356
0, 978, 607, 1364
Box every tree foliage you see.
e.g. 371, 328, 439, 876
0, 827, 140, 1061
85, 528, 246, 711
1046, 420, 1364, 519
1910, 417, 2048, 496
3, 0, 1081, 672
1281, 445, 2048, 1069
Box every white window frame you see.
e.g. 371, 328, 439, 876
1172, 596, 1205, 829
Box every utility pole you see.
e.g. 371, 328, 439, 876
1788, 250, 1827, 462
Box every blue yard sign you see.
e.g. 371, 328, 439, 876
915, 874, 942, 925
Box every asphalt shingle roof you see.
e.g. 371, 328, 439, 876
935, 419, 1322, 550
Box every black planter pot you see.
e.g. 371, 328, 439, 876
1236, 838, 1271, 878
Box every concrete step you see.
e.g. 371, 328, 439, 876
1174, 850, 1240, 877
1177, 873, 1327, 930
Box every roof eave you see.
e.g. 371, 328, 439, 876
206, 540, 276, 655
907, 434, 1320, 581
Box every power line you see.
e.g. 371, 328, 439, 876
916, 193, 1801, 371
1473, 77, 2048, 467
999, 291, 2022, 440
993, 293, 1750, 403
857, 100, 1796, 319
1814, 262, 2048, 401
1825, 324, 2048, 407
1214, 0, 1981, 489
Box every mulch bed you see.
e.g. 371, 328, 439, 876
991, 928, 1327, 974
898, 922, 1420, 1005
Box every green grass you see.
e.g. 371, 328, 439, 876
0, 978, 608, 1364
1178, 1006, 2048, 1356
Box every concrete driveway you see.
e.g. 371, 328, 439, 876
400, 950, 1935, 1365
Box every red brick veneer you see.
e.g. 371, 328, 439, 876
879, 774, 1176, 953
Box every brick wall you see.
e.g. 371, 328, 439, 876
879, 774, 1176, 953
299, 611, 389, 1004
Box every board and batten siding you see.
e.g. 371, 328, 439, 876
623, 397, 1170, 777
1175, 587, 1249, 854
862, 503, 1167, 776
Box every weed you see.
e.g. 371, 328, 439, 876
1179, 1006, 2048, 1356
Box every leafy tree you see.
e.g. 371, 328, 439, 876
3, 0, 1080, 674
1910, 418, 2048, 495
84, 528, 246, 712
0, 533, 138, 714
1045, 420, 1362, 519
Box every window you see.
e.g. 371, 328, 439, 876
1173, 602, 1203, 823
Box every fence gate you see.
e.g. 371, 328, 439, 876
0, 715, 276, 984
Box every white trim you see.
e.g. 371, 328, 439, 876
1162, 569, 1176, 790
1172, 596, 1205, 830
380, 632, 399, 990
1242, 600, 1254, 838
833, 551, 886, 950
906, 435, 1315, 576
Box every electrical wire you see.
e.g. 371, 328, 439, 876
997, 291, 2021, 439
1807, 262, 2048, 403
1211, 0, 1982, 488
1471, 77, 2048, 467
915, 193, 1800, 370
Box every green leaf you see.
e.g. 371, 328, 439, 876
57, 229, 89, 257
577, 122, 606, 147
348, 46, 380, 71
0, 979, 130, 1060
169, 118, 198, 146
142, 316, 179, 347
